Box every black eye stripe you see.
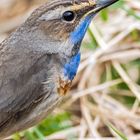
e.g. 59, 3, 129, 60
62, 11, 75, 22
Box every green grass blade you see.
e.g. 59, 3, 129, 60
108, 123, 128, 140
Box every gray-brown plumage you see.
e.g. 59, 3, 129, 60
0, 0, 118, 138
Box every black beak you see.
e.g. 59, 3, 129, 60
94, 0, 119, 13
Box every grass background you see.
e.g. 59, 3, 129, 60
0, 0, 140, 139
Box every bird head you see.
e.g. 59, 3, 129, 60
22, 0, 119, 87
25, 0, 118, 57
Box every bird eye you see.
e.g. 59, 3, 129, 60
62, 11, 75, 22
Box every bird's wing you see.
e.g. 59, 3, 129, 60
0, 44, 54, 130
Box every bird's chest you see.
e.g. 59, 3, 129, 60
57, 53, 81, 95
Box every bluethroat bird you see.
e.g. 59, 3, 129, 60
0, 0, 118, 138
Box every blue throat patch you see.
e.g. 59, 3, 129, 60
70, 15, 93, 45
63, 53, 81, 80
63, 15, 93, 80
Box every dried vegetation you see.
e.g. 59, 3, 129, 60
0, 0, 140, 140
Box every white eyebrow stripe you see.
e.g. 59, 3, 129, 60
38, 1, 96, 21
38, 6, 71, 21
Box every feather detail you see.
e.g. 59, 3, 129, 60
57, 78, 72, 95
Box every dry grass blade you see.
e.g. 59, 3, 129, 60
112, 61, 140, 101
72, 79, 122, 100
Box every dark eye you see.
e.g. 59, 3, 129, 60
62, 11, 75, 22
